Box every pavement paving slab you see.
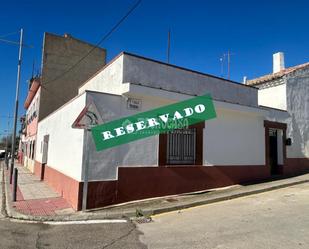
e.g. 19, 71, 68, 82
5, 162, 74, 217
17, 165, 60, 200
0, 162, 3, 217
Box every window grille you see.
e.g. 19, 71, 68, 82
166, 128, 196, 165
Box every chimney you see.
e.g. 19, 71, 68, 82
243, 76, 247, 84
273, 52, 285, 73
63, 33, 72, 38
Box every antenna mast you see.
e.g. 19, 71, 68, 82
167, 29, 171, 63
222, 50, 235, 80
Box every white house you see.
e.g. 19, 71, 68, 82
34, 52, 295, 210
247, 52, 309, 175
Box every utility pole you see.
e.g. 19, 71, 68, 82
167, 29, 171, 64
10, 28, 23, 184
5, 116, 11, 168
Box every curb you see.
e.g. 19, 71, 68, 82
2, 164, 309, 222
2, 166, 125, 222
143, 179, 309, 217
1, 164, 7, 218
2, 165, 134, 222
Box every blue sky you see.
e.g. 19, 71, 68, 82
0, 0, 308, 136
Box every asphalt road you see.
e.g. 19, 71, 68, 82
138, 182, 309, 249
1, 160, 309, 249
0, 163, 145, 249
0, 218, 146, 249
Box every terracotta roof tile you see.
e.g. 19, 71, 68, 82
246, 62, 309, 85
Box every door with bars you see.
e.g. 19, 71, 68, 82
166, 128, 196, 165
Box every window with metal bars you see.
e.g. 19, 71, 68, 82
166, 128, 196, 165
159, 122, 204, 166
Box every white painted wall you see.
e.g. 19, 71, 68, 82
78, 55, 129, 95
35, 93, 86, 181
204, 107, 265, 165
85, 91, 161, 181
76, 52, 267, 175
258, 83, 287, 110
257, 68, 309, 160
84, 86, 268, 181
78, 53, 259, 108
122, 53, 259, 108
128, 84, 267, 166
286, 69, 309, 158
33, 85, 287, 183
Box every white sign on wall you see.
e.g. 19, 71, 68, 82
127, 98, 142, 110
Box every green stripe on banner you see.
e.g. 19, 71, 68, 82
91, 94, 216, 151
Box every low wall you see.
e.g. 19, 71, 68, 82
285, 158, 309, 175
34, 161, 82, 210
34, 160, 309, 210
86, 165, 270, 209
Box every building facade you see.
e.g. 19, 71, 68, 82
39, 32, 107, 121
19, 33, 106, 174
33, 52, 294, 210
21, 77, 41, 172
247, 52, 309, 175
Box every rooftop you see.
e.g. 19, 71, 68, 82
79, 51, 259, 108
24, 77, 41, 109
246, 62, 309, 86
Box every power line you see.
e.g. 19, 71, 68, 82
43, 0, 142, 87
0, 31, 19, 38
0, 37, 33, 48
10, 0, 143, 118
0, 115, 13, 118
0, 30, 33, 48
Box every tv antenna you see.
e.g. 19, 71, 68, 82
222, 50, 235, 80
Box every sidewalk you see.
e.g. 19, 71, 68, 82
0, 162, 4, 217
4, 162, 74, 217
2, 160, 309, 221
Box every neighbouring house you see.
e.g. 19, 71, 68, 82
19, 32, 106, 173
33, 52, 298, 210
246, 52, 309, 175
20, 77, 41, 171
18, 116, 26, 163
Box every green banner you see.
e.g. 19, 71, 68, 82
91, 94, 216, 151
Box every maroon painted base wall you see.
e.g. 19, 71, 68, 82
285, 158, 309, 175
86, 165, 270, 209
34, 161, 82, 210
34, 158, 309, 210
